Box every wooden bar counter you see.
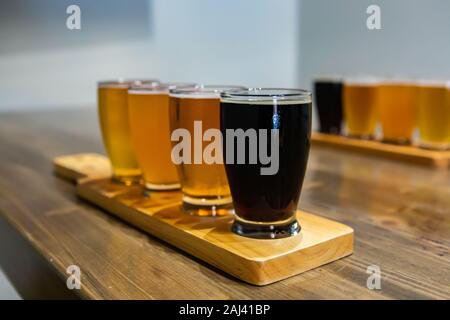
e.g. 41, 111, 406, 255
0, 109, 449, 299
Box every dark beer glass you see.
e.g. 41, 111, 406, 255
314, 77, 343, 134
220, 88, 312, 239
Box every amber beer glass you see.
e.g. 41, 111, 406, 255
98, 79, 158, 185
343, 78, 379, 139
220, 89, 312, 239
378, 80, 418, 144
128, 82, 196, 192
314, 76, 343, 134
169, 85, 245, 216
417, 81, 450, 150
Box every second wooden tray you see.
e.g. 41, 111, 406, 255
53, 153, 354, 286
312, 132, 450, 169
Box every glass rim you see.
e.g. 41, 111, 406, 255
313, 74, 343, 83
343, 76, 382, 86
220, 88, 312, 104
378, 78, 420, 86
169, 85, 247, 99
416, 79, 449, 88
97, 78, 159, 88
128, 82, 198, 94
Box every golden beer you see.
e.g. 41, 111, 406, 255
343, 80, 379, 139
417, 82, 450, 150
378, 81, 418, 144
128, 83, 196, 191
98, 79, 158, 185
169, 85, 245, 216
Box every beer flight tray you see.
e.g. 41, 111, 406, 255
53, 153, 354, 286
312, 132, 450, 169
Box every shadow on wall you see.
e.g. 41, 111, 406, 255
0, 0, 152, 54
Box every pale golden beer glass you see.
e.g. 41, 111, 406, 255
378, 80, 418, 144
417, 81, 450, 150
98, 79, 158, 185
128, 82, 196, 192
343, 79, 379, 139
169, 85, 245, 216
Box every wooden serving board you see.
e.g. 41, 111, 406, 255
312, 132, 450, 169
53, 153, 354, 286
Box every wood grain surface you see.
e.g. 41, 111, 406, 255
312, 132, 450, 168
0, 109, 449, 299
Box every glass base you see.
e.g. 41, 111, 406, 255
320, 127, 341, 135
347, 133, 374, 140
142, 188, 178, 198
182, 195, 233, 217
112, 174, 142, 186
419, 140, 450, 151
382, 137, 411, 145
232, 219, 301, 239
145, 182, 181, 191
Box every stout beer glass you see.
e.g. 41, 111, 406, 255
98, 79, 158, 185
343, 78, 379, 139
417, 81, 450, 150
378, 79, 418, 144
128, 82, 196, 192
169, 85, 246, 216
220, 88, 312, 239
314, 77, 343, 134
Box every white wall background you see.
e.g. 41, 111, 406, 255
299, 0, 450, 88
0, 268, 20, 300
3, 0, 450, 110
0, 0, 300, 111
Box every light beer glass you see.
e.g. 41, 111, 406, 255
128, 82, 196, 192
378, 80, 418, 144
220, 89, 312, 239
169, 85, 245, 216
98, 79, 158, 185
343, 78, 379, 139
417, 81, 450, 150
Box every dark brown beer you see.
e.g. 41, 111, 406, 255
220, 88, 312, 239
